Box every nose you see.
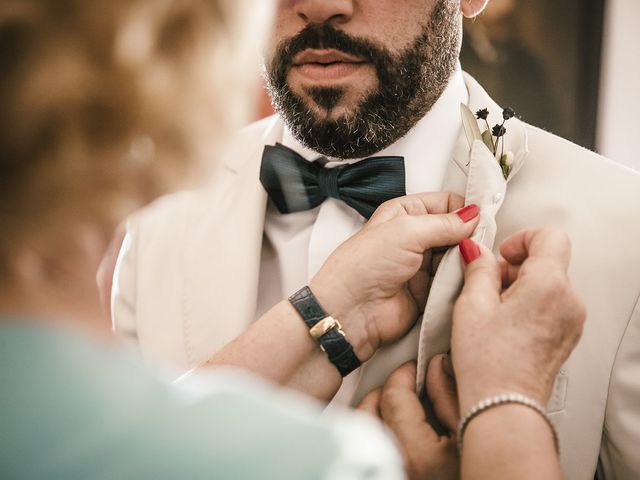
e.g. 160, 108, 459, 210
292, 0, 354, 25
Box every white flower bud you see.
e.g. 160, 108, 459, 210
504, 151, 514, 167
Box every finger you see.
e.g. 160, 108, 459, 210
458, 240, 501, 305
380, 362, 427, 425
499, 258, 521, 288
368, 192, 466, 226
379, 363, 440, 447
403, 205, 480, 252
426, 354, 460, 432
408, 273, 429, 312
357, 388, 382, 418
420, 249, 433, 271
499, 227, 572, 272
442, 352, 455, 378
409, 248, 442, 309
431, 250, 446, 273
383, 361, 418, 390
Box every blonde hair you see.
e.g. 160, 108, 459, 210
0, 0, 271, 266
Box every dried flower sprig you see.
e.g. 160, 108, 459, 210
475, 107, 516, 179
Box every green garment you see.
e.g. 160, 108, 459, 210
0, 321, 403, 480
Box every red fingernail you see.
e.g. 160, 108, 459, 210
459, 238, 481, 264
456, 204, 480, 223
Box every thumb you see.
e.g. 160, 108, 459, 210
405, 204, 481, 252
458, 239, 501, 305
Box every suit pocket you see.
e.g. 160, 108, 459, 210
547, 370, 569, 413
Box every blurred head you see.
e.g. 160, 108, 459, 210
264, 0, 489, 159
0, 0, 271, 280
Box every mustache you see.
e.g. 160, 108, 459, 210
271, 23, 391, 72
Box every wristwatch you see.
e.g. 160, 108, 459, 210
289, 286, 361, 377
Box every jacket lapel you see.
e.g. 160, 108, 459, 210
182, 117, 284, 367
353, 75, 529, 401
416, 75, 529, 391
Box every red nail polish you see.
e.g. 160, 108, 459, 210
459, 238, 481, 264
456, 204, 480, 223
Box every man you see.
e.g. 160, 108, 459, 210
111, 1, 640, 478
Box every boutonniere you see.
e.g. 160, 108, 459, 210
460, 104, 516, 179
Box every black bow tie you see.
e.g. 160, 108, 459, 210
259, 143, 406, 219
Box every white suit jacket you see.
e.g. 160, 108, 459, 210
113, 75, 640, 480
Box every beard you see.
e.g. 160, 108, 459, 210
264, 0, 462, 159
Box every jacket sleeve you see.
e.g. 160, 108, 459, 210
599, 293, 640, 479
111, 216, 141, 349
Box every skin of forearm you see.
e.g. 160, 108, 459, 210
205, 300, 343, 400
285, 354, 344, 401
461, 404, 564, 480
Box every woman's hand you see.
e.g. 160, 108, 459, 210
358, 362, 459, 480
208, 193, 477, 401
452, 228, 587, 413
310, 192, 480, 362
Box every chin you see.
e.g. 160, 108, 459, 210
303, 101, 349, 120
299, 88, 372, 119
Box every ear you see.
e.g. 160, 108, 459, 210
460, 0, 490, 18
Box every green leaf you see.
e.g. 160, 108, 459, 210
501, 163, 511, 179
460, 103, 483, 149
482, 130, 495, 154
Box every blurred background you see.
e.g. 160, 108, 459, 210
461, 0, 639, 172
257, 0, 639, 171
460, 0, 603, 151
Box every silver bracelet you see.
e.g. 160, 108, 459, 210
456, 392, 559, 455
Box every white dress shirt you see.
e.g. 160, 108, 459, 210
257, 66, 468, 404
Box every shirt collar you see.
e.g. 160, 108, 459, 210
282, 63, 468, 194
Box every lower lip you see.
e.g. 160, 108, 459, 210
292, 62, 368, 82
